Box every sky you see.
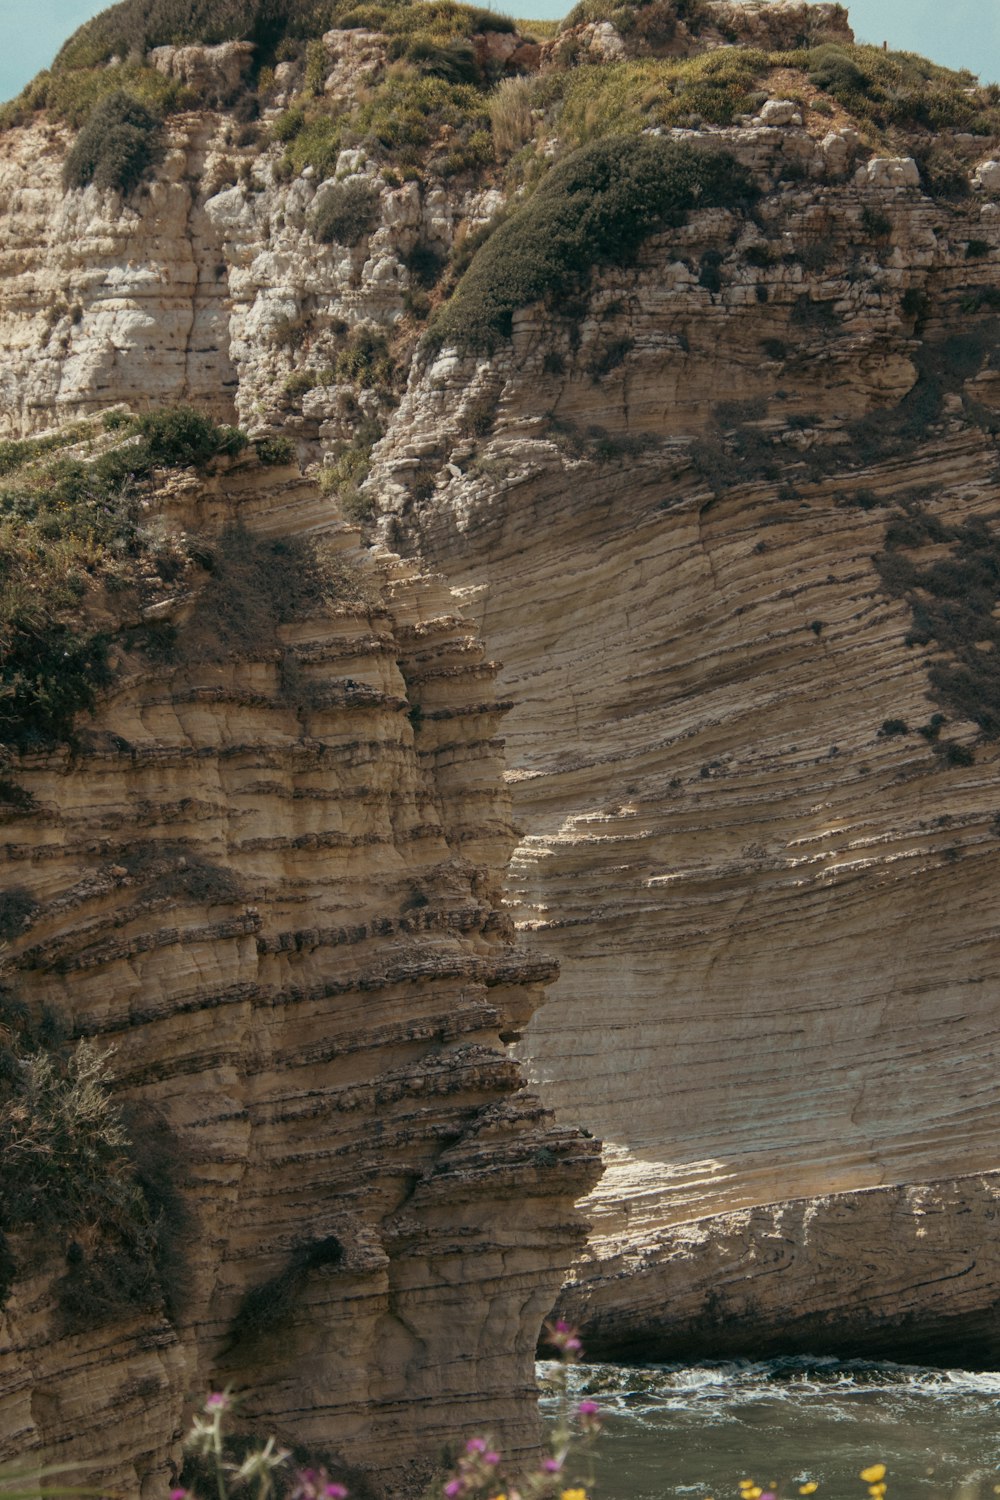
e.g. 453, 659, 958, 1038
0, 0, 997, 104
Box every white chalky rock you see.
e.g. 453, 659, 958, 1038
335, 149, 368, 177
759, 99, 802, 125
974, 160, 1000, 193
855, 157, 921, 188
204, 186, 254, 230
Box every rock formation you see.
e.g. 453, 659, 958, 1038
4, 2, 1000, 1481
361, 50, 1000, 1362
0, 449, 600, 1492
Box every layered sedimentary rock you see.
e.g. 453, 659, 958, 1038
369, 123, 1000, 1358
4, 0, 1000, 1390
0, 456, 600, 1494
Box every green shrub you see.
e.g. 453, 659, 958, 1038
0, 406, 247, 751
311, 178, 380, 245
805, 41, 1000, 135
271, 105, 307, 143
0, 1031, 189, 1325
254, 435, 296, 465
556, 50, 769, 142
393, 34, 480, 84
136, 405, 246, 466
56, 0, 337, 70
186, 525, 377, 663
807, 43, 866, 96
278, 110, 343, 178
861, 206, 892, 240
63, 90, 164, 195
2, 59, 189, 132
335, 327, 396, 388
353, 73, 489, 155
0, 888, 37, 942
428, 135, 756, 351
561, 0, 705, 40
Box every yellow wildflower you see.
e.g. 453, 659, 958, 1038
560, 1491, 588, 1500
800, 1484, 819, 1494
860, 1467, 886, 1485
869, 1486, 887, 1497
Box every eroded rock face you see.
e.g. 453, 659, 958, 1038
367, 124, 1000, 1362
0, 460, 600, 1494
4, 0, 1000, 1400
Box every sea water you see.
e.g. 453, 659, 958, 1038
539, 1358, 1000, 1500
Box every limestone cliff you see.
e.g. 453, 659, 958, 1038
3, 0, 1000, 1439
368, 106, 1000, 1361
0, 445, 600, 1492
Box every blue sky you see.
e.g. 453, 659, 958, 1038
0, 0, 997, 103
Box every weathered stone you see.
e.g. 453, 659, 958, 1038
0, 462, 600, 1496
973, 159, 1000, 193
856, 156, 922, 188
149, 41, 255, 95
758, 98, 802, 125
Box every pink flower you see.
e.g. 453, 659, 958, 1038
543, 1458, 563, 1473
577, 1400, 602, 1431
484, 1453, 500, 1467
292, 1466, 348, 1500
170, 1490, 189, 1500
466, 1439, 488, 1455
204, 1392, 230, 1412
445, 1481, 465, 1498
546, 1320, 583, 1356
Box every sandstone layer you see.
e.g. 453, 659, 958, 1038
0, 455, 600, 1494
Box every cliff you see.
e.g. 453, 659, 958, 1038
371, 120, 1000, 1360
3, 1, 1000, 1478
0, 433, 600, 1492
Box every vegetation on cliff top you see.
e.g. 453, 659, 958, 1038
55, 0, 515, 72
0, 406, 245, 753
62, 88, 165, 194
427, 134, 756, 351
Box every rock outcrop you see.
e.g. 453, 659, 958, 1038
369, 123, 1000, 1360
4, 0, 1000, 1453
0, 454, 600, 1493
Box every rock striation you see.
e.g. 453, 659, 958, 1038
0, 455, 600, 1493
368, 121, 1000, 1360
4, 0, 1000, 1440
